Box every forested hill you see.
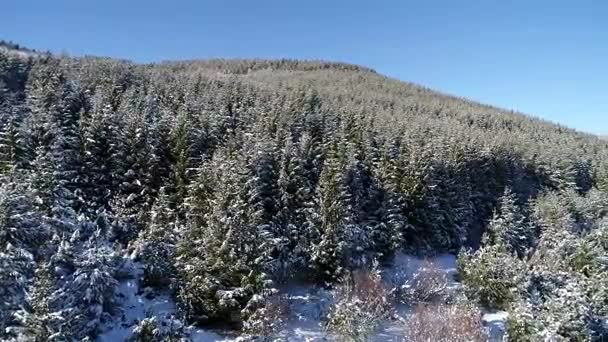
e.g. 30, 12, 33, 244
1, 45, 608, 340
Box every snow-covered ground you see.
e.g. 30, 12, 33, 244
98, 253, 507, 341
97, 258, 225, 341
273, 284, 333, 341
483, 311, 509, 341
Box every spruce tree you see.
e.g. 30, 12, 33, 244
0, 108, 27, 174
136, 187, 178, 287
16, 264, 66, 342
0, 244, 34, 338
81, 93, 118, 211
168, 111, 193, 211
310, 137, 353, 281
177, 146, 269, 324
482, 187, 533, 257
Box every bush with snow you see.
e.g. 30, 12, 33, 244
462, 188, 608, 341
458, 244, 524, 310
325, 267, 392, 341
396, 259, 449, 304
242, 294, 289, 339
402, 302, 487, 342
129, 315, 190, 342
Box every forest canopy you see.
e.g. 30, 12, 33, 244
0, 45, 607, 341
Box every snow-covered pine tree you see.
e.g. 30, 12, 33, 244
176, 145, 270, 324
0, 244, 34, 338
0, 51, 30, 107
48, 241, 119, 339
594, 159, 608, 193
376, 139, 419, 251
0, 181, 46, 252
276, 134, 316, 277
0, 107, 28, 174
246, 137, 286, 279
136, 187, 178, 287
80, 91, 119, 211
23, 59, 65, 162
110, 104, 154, 243
168, 111, 193, 212
147, 109, 174, 198
48, 80, 87, 214
129, 315, 190, 342
13, 263, 67, 342
482, 187, 533, 257
310, 136, 353, 282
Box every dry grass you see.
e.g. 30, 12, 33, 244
326, 269, 393, 342
243, 294, 290, 338
399, 260, 449, 304
402, 303, 487, 342
349, 269, 393, 307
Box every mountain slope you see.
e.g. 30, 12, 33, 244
0, 45, 607, 341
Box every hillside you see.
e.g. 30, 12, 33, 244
1, 45, 607, 341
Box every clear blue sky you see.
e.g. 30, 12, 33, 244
3, 0, 607, 135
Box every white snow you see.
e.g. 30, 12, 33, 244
97, 258, 226, 341
268, 253, 459, 341
388, 253, 458, 282
483, 311, 509, 323
190, 329, 229, 341
274, 284, 333, 341
483, 311, 509, 341
97, 253, 494, 341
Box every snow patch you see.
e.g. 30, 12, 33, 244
191, 328, 230, 341
99, 254, 464, 341
269, 254, 459, 341
98, 258, 224, 341
483, 311, 509, 341
275, 284, 333, 340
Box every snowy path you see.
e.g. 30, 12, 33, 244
97, 259, 225, 341
97, 254, 507, 341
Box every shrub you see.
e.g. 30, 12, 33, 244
176, 254, 275, 327
506, 302, 541, 342
398, 260, 449, 304
458, 246, 524, 310
402, 302, 487, 342
129, 315, 189, 342
139, 240, 175, 288
325, 268, 392, 342
243, 294, 289, 339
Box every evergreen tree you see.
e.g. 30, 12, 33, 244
0, 108, 27, 173
310, 137, 355, 282
482, 187, 533, 257
276, 135, 316, 277
0, 181, 46, 251
176, 146, 270, 324
48, 241, 118, 339
595, 159, 608, 193
136, 187, 179, 287
15, 264, 66, 342
0, 244, 34, 337
168, 111, 193, 211
80, 93, 118, 211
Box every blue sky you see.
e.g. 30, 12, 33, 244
3, 0, 607, 135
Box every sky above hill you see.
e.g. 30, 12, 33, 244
3, 0, 607, 135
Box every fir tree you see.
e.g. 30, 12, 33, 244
136, 187, 178, 287
0, 244, 34, 337
15, 264, 66, 342
482, 187, 533, 257
310, 137, 354, 282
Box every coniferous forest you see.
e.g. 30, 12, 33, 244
1, 42, 608, 341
